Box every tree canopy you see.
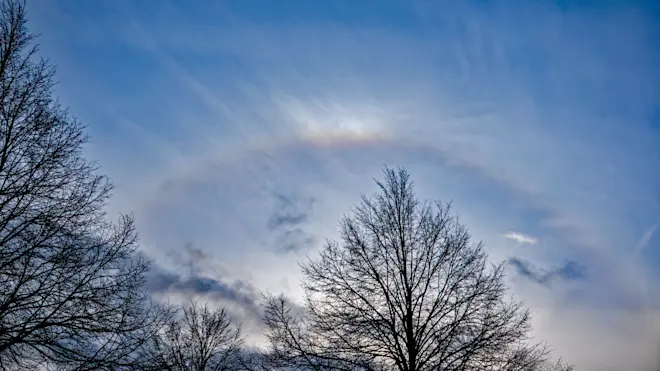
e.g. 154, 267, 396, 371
263, 167, 572, 371
0, 1, 170, 369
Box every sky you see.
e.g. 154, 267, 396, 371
28, 1, 660, 370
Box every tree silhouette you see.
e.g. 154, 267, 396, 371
145, 301, 244, 371
263, 167, 572, 371
0, 1, 171, 369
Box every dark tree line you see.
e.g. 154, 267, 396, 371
0, 1, 572, 370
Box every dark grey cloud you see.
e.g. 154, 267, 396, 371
182, 241, 208, 261
146, 262, 313, 338
146, 268, 259, 312
267, 192, 315, 230
145, 244, 262, 320
275, 227, 316, 253
268, 211, 308, 230
267, 191, 318, 253
145, 265, 271, 337
508, 257, 587, 285
508, 258, 536, 280
554, 260, 587, 281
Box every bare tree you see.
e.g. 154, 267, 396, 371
146, 301, 244, 371
263, 167, 572, 371
0, 1, 171, 369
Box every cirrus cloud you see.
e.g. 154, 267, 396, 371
503, 231, 539, 245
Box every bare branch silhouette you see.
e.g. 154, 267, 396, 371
263, 167, 572, 371
0, 1, 171, 369
144, 301, 244, 371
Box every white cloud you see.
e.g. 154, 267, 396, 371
503, 231, 538, 245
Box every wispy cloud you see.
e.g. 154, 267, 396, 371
267, 191, 318, 253
266, 192, 315, 230
508, 257, 587, 285
145, 244, 259, 310
630, 223, 657, 262
147, 269, 259, 312
274, 228, 316, 254
503, 231, 538, 245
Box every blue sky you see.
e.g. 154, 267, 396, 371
29, 1, 660, 369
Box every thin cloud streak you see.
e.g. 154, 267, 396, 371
503, 231, 538, 245
630, 223, 657, 262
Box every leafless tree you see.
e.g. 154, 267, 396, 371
262, 167, 573, 371
145, 301, 244, 371
0, 1, 171, 369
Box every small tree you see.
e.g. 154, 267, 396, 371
0, 1, 170, 369
146, 301, 244, 371
263, 167, 572, 371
